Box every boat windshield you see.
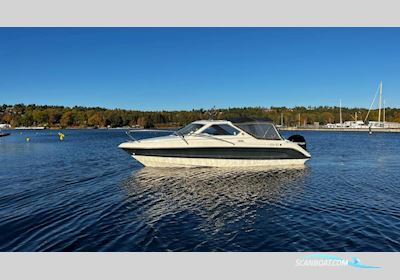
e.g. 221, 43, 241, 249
235, 122, 281, 140
176, 123, 204, 135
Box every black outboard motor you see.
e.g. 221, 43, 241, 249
288, 134, 307, 150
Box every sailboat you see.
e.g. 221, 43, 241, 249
365, 81, 386, 128
326, 81, 386, 129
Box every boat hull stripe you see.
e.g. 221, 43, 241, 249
121, 147, 309, 160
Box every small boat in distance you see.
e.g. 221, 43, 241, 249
119, 117, 311, 167
15, 126, 46, 130
0, 131, 11, 137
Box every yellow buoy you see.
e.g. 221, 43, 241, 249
26, 137, 30, 142
58, 132, 65, 141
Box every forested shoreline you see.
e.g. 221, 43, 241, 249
1, 104, 400, 128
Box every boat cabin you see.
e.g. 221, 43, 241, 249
176, 117, 282, 140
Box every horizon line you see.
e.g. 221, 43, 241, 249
1, 103, 398, 112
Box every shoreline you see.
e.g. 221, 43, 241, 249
279, 127, 400, 133
5, 126, 400, 133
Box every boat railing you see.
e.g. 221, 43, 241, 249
125, 129, 175, 142
126, 129, 236, 145
193, 133, 235, 145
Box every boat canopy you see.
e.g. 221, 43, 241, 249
229, 117, 281, 140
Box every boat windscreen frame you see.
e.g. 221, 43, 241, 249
176, 123, 205, 135
231, 121, 283, 140
198, 123, 241, 136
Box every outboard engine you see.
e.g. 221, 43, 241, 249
288, 134, 307, 150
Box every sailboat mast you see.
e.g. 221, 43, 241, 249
378, 81, 382, 123
339, 99, 342, 125
383, 99, 386, 126
364, 83, 380, 123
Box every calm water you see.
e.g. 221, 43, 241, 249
0, 129, 399, 251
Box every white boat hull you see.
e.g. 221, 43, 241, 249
132, 155, 309, 168
120, 119, 311, 168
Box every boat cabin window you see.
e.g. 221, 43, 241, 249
177, 123, 204, 135
202, 124, 240, 136
236, 123, 281, 140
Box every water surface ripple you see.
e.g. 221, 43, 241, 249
0, 129, 399, 251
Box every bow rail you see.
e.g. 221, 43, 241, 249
125, 129, 175, 142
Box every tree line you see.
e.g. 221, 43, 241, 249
1, 104, 400, 128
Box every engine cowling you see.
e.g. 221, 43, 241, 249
288, 134, 307, 150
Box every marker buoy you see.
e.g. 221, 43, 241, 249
58, 132, 65, 141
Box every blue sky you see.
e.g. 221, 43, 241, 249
0, 28, 399, 111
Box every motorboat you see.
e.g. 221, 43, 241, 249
0, 130, 10, 137
118, 117, 311, 167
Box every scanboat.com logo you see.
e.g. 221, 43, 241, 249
296, 254, 381, 269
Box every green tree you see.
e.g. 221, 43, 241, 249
20, 112, 34, 126
136, 116, 154, 128
46, 109, 62, 126
105, 110, 123, 127
60, 111, 74, 128
88, 112, 105, 127
32, 109, 48, 125
321, 112, 334, 124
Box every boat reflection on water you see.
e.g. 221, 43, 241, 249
122, 166, 309, 234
